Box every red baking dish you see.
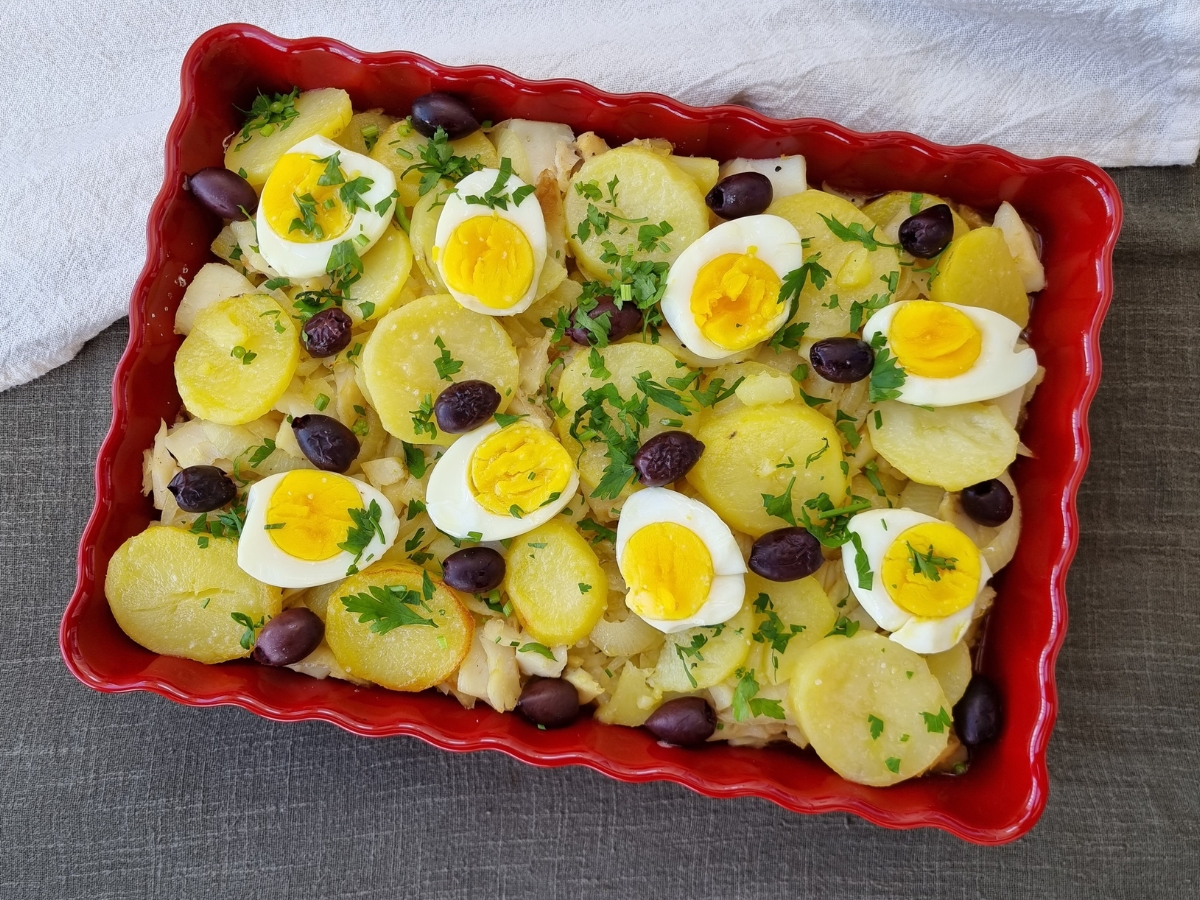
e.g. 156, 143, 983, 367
61, 23, 1120, 843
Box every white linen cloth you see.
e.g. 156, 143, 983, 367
2, 0, 1198, 391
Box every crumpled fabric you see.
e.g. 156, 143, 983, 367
3, 0, 1197, 391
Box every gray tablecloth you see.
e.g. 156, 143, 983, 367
2, 166, 1197, 900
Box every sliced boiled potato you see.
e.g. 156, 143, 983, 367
747, 573, 838, 685
556, 341, 699, 498
175, 293, 299, 425
925, 640, 972, 707
565, 147, 709, 280
408, 182, 448, 290
175, 263, 254, 335
325, 561, 473, 691
335, 110, 396, 156
861, 191, 969, 244
868, 400, 1018, 491
671, 155, 720, 196
504, 518, 608, 646
993, 201, 1046, 292
361, 293, 519, 445
652, 603, 754, 692
369, 121, 498, 209
105, 526, 282, 664
346, 223, 413, 323
687, 402, 848, 537
930, 227, 1030, 327
596, 663, 662, 726
224, 88, 353, 187
589, 608, 664, 658
789, 632, 950, 786
766, 190, 900, 338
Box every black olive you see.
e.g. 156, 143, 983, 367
644, 697, 716, 746
516, 678, 581, 729
953, 676, 1002, 747
565, 296, 644, 345
809, 338, 875, 383
251, 608, 325, 667
433, 380, 501, 433
898, 203, 954, 258
748, 527, 824, 581
302, 308, 353, 357
705, 172, 773, 220
167, 465, 237, 513
185, 167, 258, 220
410, 92, 479, 139
632, 431, 705, 486
442, 547, 506, 594
959, 479, 1014, 527
291, 415, 360, 473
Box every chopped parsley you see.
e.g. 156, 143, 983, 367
433, 336, 463, 381
402, 126, 484, 196
463, 157, 536, 210
248, 438, 275, 467
818, 214, 897, 251
731, 668, 786, 722
636, 221, 673, 253
868, 333, 907, 402
633, 371, 692, 416
518, 642, 556, 660
834, 410, 861, 449
751, 593, 804, 675
579, 518, 617, 544
230, 345, 256, 365
337, 500, 386, 575
493, 412, 527, 427
340, 578, 439, 634
848, 292, 890, 333
234, 87, 300, 149
868, 714, 884, 741
805, 438, 830, 468
411, 394, 438, 440
401, 442, 427, 479
922, 707, 953, 734
230, 612, 266, 650
885, 757, 901, 774
850, 532, 873, 589
907, 543, 958, 582
761, 477, 797, 526
588, 348, 611, 380
289, 193, 323, 239
825, 615, 861, 638
768, 255, 829, 352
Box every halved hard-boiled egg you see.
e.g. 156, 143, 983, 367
433, 167, 547, 316
863, 300, 1038, 406
239, 470, 400, 588
842, 508, 991, 654
256, 135, 398, 278
660, 215, 803, 361
426, 418, 577, 541
615, 487, 747, 634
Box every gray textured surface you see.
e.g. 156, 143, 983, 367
2, 166, 1198, 899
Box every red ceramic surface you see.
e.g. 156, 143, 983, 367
61, 24, 1121, 844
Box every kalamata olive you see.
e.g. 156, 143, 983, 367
433, 380, 501, 433
809, 338, 875, 383
953, 676, 1003, 747
185, 167, 258, 220
516, 678, 581, 729
633, 431, 705, 486
442, 546, 506, 593
748, 527, 824, 581
167, 465, 237, 513
251, 608, 325, 667
959, 479, 1014, 527
302, 308, 353, 357
644, 697, 716, 746
410, 92, 479, 139
565, 296, 644, 345
898, 203, 954, 258
291, 414, 360, 473
705, 172, 773, 220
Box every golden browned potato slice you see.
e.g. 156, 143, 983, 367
105, 526, 282, 664
325, 561, 474, 691
504, 518, 608, 646
789, 632, 950, 786
687, 402, 848, 537
224, 88, 353, 187
174, 293, 299, 426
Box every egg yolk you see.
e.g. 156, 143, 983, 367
469, 422, 574, 516
440, 214, 534, 309
880, 521, 982, 618
887, 301, 982, 378
621, 522, 714, 621
689, 250, 783, 350
265, 470, 361, 561
261, 152, 353, 243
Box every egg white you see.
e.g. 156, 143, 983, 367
425, 420, 577, 541
862, 301, 1038, 407
660, 215, 803, 361
238, 471, 401, 589
842, 508, 991, 654
434, 168, 548, 316
615, 487, 747, 634
255, 135, 398, 279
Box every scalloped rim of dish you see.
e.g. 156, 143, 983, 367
60, 23, 1121, 844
